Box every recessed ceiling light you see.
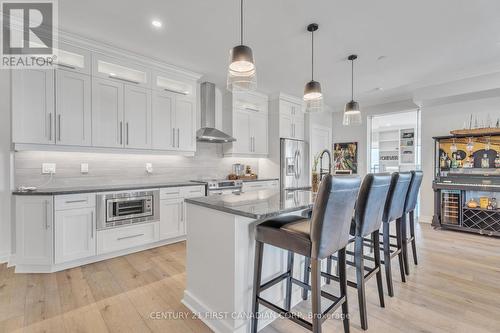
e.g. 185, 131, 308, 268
375, 87, 384, 91
151, 20, 163, 29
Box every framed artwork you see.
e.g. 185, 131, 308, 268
333, 142, 358, 174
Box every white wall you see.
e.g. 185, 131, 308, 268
332, 95, 500, 224
0, 70, 12, 262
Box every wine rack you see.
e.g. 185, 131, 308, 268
462, 207, 500, 236
441, 190, 461, 225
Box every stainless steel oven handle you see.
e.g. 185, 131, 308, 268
117, 233, 144, 241
91, 211, 94, 238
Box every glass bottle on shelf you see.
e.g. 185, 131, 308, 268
481, 154, 490, 168
491, 197, 497, 210
495, 153, 500, 168
440, 153, 447, 169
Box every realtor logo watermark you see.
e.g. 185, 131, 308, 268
1, 0, 58, 68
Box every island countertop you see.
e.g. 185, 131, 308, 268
185, 189, 314, 220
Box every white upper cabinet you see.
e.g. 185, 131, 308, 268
152, 90, 175, 150
124, 85, 152, 149
54, 43, 91, 75
92, 78, 124, 148
175, 95, 196, 151
12, 69, 55, 144
93, 53, 151, 88
55, 70, 92, 146
224, 91, 269, 156
279, 99, 305, 140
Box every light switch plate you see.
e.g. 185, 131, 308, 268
81, 163, 89, 174
145, 163, 153, 174
42, 163, 56, 174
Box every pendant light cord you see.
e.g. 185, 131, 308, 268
240, 0, 243, 45
311, 29, 314, 81
351, 58, 354, 101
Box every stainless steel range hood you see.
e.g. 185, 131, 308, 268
197, 82, 236, 143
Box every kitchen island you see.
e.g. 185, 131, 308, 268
183, 189, 315, 333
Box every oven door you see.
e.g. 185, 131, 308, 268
106, 195, 153, 222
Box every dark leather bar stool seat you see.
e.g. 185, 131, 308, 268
326, 173, 391, 330
401, 170, 423, 274
251, 175, 361, 333
378, 172, 412, 297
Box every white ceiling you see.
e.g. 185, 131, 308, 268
59, 0, 500, 108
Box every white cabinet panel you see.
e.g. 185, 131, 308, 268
294, 118, 305, 140
280, 112, 293, 139
97, 222, 159, 255
54, 207, 96, 264
152, 91, 175, 150
55, 70, 91, 146
15, 196, 53, 266
92, 78, 124, 148
233, 110, 251, 154
159, 198, 184, 240
251, 113, 268, 154
124, 85, 152, 149
175, 96, 196, 151
12, 69, 55, 144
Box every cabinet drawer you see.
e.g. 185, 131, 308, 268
97, 222, 159, 255
181, 186, 205, 198
55, 193, 96, 210
160, 187, 183, 199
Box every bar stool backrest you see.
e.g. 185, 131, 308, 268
310, 174, 361, 259
354, 173, 392, 237
404, 171, 423, 214
382, 172, 412, 223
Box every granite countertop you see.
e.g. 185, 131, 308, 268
12, 181, 203, 196
185, 189, 314, 220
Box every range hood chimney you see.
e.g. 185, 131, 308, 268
197, 82, 236, 143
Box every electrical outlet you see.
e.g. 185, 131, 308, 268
81, 163, 89, 174
145, 163, 153, 174
42, 163, 56, 174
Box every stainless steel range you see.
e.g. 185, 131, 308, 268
191, 179, 243, 196
96, 189, 159, 229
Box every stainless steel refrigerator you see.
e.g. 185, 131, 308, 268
280, 138, 310, 191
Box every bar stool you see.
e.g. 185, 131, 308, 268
379, 172, 412, 297
251, 175, 361, 333
327, 173, 391, 330
401, 170, 423, 275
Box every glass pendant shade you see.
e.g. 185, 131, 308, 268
343, 100, 362, 126
227, 45, 257, 91
304, 80, 323, 112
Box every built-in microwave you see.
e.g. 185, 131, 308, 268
96, 189, 159, 229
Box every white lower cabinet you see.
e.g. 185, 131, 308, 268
242, 180, 279, 192
55, 207, 96, 264
159, 198, 184, 240
97, 222, 159, 255
15, 196, 53, 266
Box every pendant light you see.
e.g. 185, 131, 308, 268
303, 23, 323, 112
227, 0, 256, 91
343, 54, 362, 126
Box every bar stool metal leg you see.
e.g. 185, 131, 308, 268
354, 236, 368, 330
401, 213, 410, 275
409, 211, 418, 265
396, 218, 407, 282
311, 258, 322, 333
302, 257, 310, 300
382, 222, 394, 297
372, 230, 385, 308
285, 251, 294, 311
251, 241, 264, 333
338, 248, 350, 333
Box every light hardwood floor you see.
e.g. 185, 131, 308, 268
0, 223, 499, 333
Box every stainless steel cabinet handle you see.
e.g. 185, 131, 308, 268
172, 128, 175, 147
245, 107, 260, 112
119, 121, 123, 145
57, 63, 76, 70
108, 75, 139, 84
58, 114, 61, 141
91, 211, 94, 238
117, 233, 144, 241
48, 113, 52, 140
65, 199, 87, 204
126, 122, 129, 145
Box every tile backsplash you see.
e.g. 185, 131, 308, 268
14, 143, 262, 189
